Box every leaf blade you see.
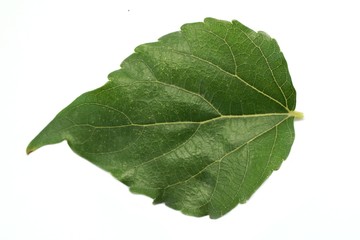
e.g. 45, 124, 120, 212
27, 18, 299, 218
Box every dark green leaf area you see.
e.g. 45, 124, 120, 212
121, 18, 296, 116
27, 18, 298, 218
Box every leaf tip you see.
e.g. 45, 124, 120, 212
26, 142, 38, 155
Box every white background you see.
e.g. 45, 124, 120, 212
1, 0, 360, 239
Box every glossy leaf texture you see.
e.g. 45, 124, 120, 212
27, 18, 299, 219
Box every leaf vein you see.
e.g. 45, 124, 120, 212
162, 116, 290, 195
164, 47, 288, 110
237, 28, 288, 109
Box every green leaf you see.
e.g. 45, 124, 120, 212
27, 18, 301, 219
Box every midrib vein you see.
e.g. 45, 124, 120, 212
72, 112, 291, 129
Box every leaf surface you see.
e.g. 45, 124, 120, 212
27, 18, 300, 218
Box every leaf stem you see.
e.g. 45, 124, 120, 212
289, 111, 304, 120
